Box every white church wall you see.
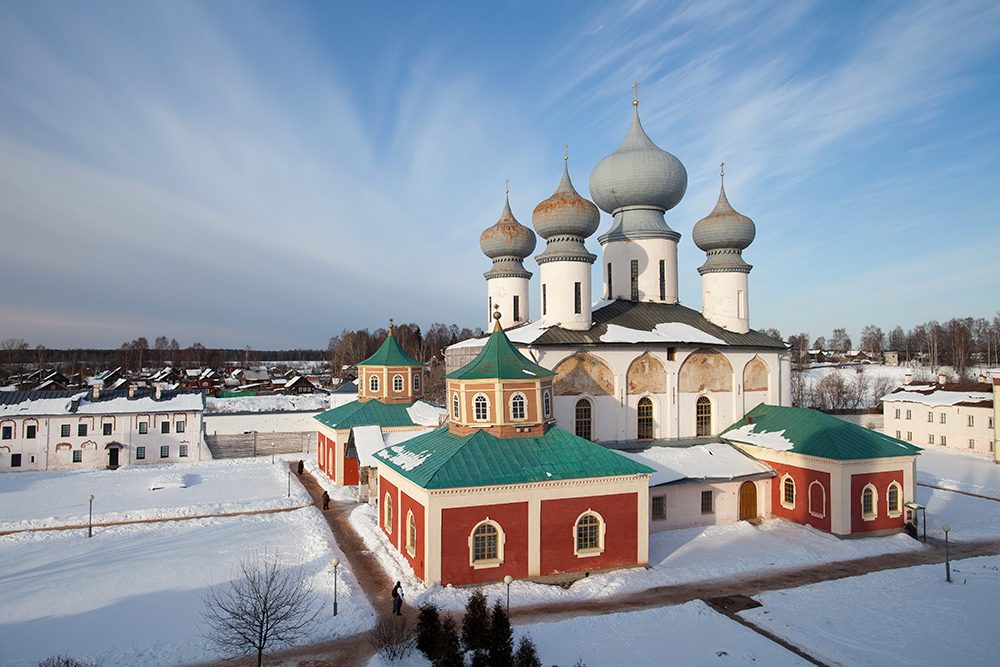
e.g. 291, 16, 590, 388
602, 237, 679, 304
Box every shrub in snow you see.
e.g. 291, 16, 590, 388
37, 657, 97, 667
416, 602, 444, 660
367, 616, 415, 661
514, 635, 542, 667
461, 589, 490, 652
434, 616, 465, 667
487, 600, 513, 667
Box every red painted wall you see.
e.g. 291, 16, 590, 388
767, 461, 831, 533
399, 491, 425, 581
379, 476, 400, 550
851, 470, 906, 534
539, 492, 639, 576
344, 454, 359, 486
441, 502, 529, 586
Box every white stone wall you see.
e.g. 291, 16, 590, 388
701, 270, 750, 333
882, 399, 994, 454
602, 238, 678, 304
538, 260, 592, 331
486, 275, 530, 330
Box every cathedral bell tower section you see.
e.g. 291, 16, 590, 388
589, 94, 687, 305
693, 167, 756, 334
532, 156, 599, 331
480, 189, 535, 331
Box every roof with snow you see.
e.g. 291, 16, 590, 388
452, 299, 785, 350
445, 322, 554, 380
722, 404, 921, 461
612, 440, 775, 487
357, 330, 422, 368
373, 425, 653, 489
314, 399, 445, 430
0, 389, 205, 417
882, 382, 992, 409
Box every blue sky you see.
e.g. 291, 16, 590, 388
1, 0, 998, 350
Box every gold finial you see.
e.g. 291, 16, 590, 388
492, 305, 502, 331
720, 162, 725, 178
389, 318, 394, 333
505, 179, 509, 194
632, 81, 639, 107
564, 143, 569, 161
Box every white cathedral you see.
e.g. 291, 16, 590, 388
446, 98, 792, 443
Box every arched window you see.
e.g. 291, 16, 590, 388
370, 374, 379, 393
474, 394, 489, 421
469, 520, 504, 567
393, 374, 404, 392
781, 475, 795, 509
575, 399, 592, 441
887, 482, 902, 516
406, 510, 416, 557
452, 393, 460, 419
696, 396, 712, 436
637, 397, 653, 440
383, 493, 393, 533
543, 390, 551, 418
413, 374, 421, 392
808, 480, 826, 518
510, 393, 526, 421
861, 484, 877, 520
575, 511, 605, 556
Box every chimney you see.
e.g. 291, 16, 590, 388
92, 386, 100, 400
938, 374, 947, 386
978, 374, 988, 384
904, 372, 912, 385
155, 385, 162, 400
128, 384, 136, 399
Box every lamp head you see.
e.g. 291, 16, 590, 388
331, 557, 340, 567
503, 575, 513, 585
943, 525, 951, 532
87, 494, 94, 501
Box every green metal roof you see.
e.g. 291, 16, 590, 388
721, 404, 922, 461
357, 332, 422, 367
446, 325, 554, 380
315, 399, 428, 430
373, 426, 653, 489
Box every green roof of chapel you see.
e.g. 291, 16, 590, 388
446, 323, 554, 381
357, 330, 422, 367
315, 399, 427, 430
721, 404, 921, 461
373, 425, 653, 488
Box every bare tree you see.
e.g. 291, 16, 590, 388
201, 548, 322, 667
859, 325, 884, 357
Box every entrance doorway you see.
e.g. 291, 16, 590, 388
107, 444, 121, 468
738, 481, 757, 520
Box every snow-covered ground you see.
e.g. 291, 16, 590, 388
0, 457, 313, 532
2, 446, 999, 666
206, 393, 336, 413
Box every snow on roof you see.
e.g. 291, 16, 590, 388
0, 391, 203, 417
351, 425, 386, 467
882, 382, 992, 408
406, 400, 447, 426
380, 443, 434, 471
616, 442, 773, 486
0, 393, 85, 417
382, 429, 436, 449
599, 322, 726, 346
722, 423, 796, 452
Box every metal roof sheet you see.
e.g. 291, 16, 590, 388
446, 326, 554, 380
314, 399, 426, 430
357, 333, 422, 368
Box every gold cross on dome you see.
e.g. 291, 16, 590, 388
565, 144, 569, 160
632, 81, 639, 105
720, 162, 725, 177
505, 179, 509, 194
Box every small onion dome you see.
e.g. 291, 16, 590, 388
589, 107, 687, 215
692, 179, 755, 252
480, 196, 536, 260
532, 162, 600, 240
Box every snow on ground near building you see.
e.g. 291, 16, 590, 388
369, 600, 813, 667
915, 483, 1000, 541
742, 555, 1000, 667
0, 508, 374, 667
917, 446, 1000, 500
0, 457, 313, 532
206, 393, 333, 413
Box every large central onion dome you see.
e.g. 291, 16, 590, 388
533, 161, 598, 264
480, 196, 536, 279
589, 106, 687, 215
693, 176, 755, 274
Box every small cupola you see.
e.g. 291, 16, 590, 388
445, 310, 555, 437
356, 320, 425, 404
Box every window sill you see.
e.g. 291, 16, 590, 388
862, 514, 877, 522
472, 559, 502, 569
809, 510, 825, 519
780, 501, 794, 511
575, 548, 604, 559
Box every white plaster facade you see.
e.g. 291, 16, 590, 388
882, 381, 994, 456
702, 271, 750, 334
602, 237, 679, 304
487, 275, 530, 331
538, 260, 592, 331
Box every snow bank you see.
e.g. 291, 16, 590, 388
916, 447, 1000, 500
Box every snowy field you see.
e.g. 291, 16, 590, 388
0, 457, 313, 532
917, 446, 1000, 500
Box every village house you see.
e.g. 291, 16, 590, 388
882, 375, 994, 456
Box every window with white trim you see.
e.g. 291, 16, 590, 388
383, 493, 393, 534
138, 422, 148, 435
887, 482, 902, 517
474, 394, 489, 421
808, 480, 826, 518
929, 434, 935, 444
160, 446, 169, 458
968, 414, 974, 427
61, 424, 71, 437
452, 393, 460, 419
895, 408, 900, 419
469, 520, 504, 568
413, 374, 421, 392
370, 375, 379, 393
78, 424, 87, 437
1, 425, 10, 440
510, 393, 526, 421
906, 431, 912, 441
941, 435, 947, 446
543, 390, 551, 418
176, 421, 185, 434
969, 438, 976, 449
72, 450, 82, 463
940, 413, 946, 424
927, 412, 933, 423
26, 424, 37, 439
781, 475, 795, 509
11, 453, 21, 467
393, 374, 404, 392
862, 484, 877, 521
896, 430, 901, 439
905, 409, 911, 420
575, 511, 605, 557
701, 490, 714, 514
406, 510, 416, 557
103, 423, 112, 436
161, 421, 169, 434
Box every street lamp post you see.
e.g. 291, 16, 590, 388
331, 557, 340, 616
503, 575, 513, 617
87, 494, 95, 537
272, 442, 275, 464
943, 525, 952, 582
287, 466, 291, 498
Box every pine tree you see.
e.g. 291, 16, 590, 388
416, 602, 443, 660
514, 635, 541, 667
461, 589, 490, 652
487, 600, 514, 667
435, 617, 465, 667
469, 649, 489, 667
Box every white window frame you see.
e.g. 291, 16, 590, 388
968, 414, 975, 427
509, 392, 527, 421
543, 390, 551, 418
136, 446, 145, 460
941, 435, 947, 446
651, 495, 665, 520
861, 483, 878, 521
473, 393, 489, 422
160, 445, 169, 458
138, 422, 148, 435
808, 480, 826, 518
469, 519, 505, 568
969, 438, 976, 449
179, 444, 189, 458
929, 434, 935, 445
175, 421, 185, 434
406, 510, 416, 557
927, 412, 933, 423
573, 509, 606, 558
780, 474, 796, 510
383, 493, 393, 534
393, 374, 404, 393
452, 393, 460, 419
369, 374, 379, 393
72, 450, 82, 463
886, 482, 902, 518
940, 412, 946, 424
61, 424, 71, 438
413, 374, 421, 392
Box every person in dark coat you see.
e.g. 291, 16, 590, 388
391, 581, 404, 615
321, 490, 330, 510
297, 460, 304, 475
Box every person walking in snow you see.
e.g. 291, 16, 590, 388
391, 581, 404, 616
297, 460, 304, 475
321, 490, 330, 510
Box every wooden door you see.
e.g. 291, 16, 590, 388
739, 481, 757, 520
108, 447, 119, 467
